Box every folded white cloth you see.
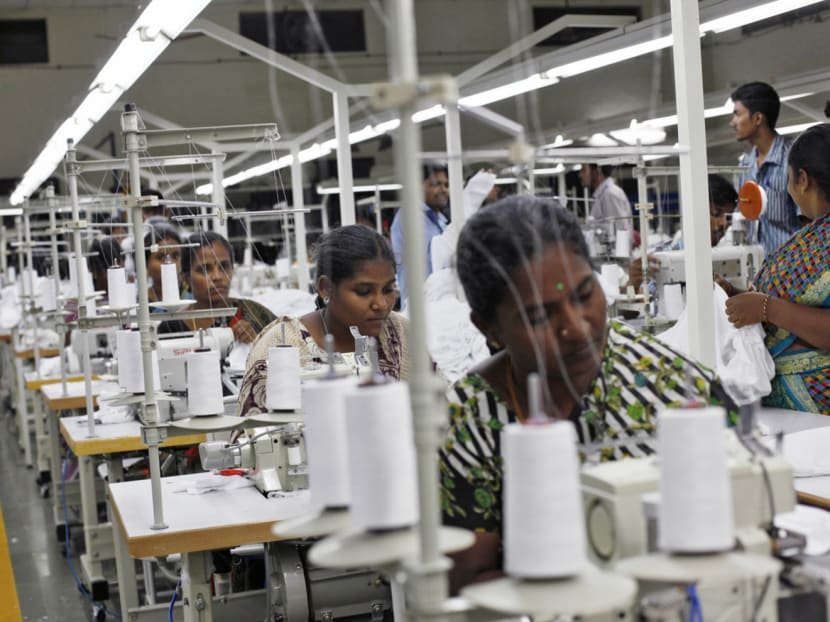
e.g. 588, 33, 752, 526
775, 504, 830, 555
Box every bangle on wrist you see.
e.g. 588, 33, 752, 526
762, 294, 771, 323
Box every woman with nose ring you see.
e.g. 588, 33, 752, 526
157, 231, 275, 342
439, 196, 736, 593
236, 225, 408, 417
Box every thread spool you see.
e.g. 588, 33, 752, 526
503, 421, 587, 578
107, 266, 130, 308
614, 229, 632, 258
344, 381, 418, 531
302, 377, 359, 509
657, 406, 733, 553
160, 262, 180, 304
186, 348, 223, 416
41, 277, 57, 311
20, 269, 33, 297
126, 282, 138, 307
663, 283, 684, 320
266, 346, 301, 410
116, 328, 161, 394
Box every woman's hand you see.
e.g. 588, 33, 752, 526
715, 275, 743, 297
231, 318, 257, 343
725, 292, 766, 327
628, 255, 660, 292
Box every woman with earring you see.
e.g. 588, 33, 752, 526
724, 123, 830, 413
440, 196, 736, 593
236, 225, 408, 417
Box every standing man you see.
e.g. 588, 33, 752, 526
578, 163, 633, 238
390, 162, 449, 309
730, 81, 800, 256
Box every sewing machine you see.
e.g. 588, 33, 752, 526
581, 429, 796, 565
653, 244, 765, 293
156, 327, 234, 392
199, 422, 306, 497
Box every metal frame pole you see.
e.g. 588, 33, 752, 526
290, 144, 310, 292
670, 0, 715, 368
64, 142, 98, 440
211, 155, 227, 237
387, 0, 449, 618
121, 105, 167, 530
333, 91, 356, 226
444, 105, 465, 227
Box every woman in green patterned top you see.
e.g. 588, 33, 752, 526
440, 196, 736, 593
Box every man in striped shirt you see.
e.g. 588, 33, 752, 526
730, 81, 801, 257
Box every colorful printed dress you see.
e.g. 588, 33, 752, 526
754, 214, 830, 414
439, 320, 736, 533
236, 312, 410, 417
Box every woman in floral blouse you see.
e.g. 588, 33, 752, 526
440, 196, 736, 593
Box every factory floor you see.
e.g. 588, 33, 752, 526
1, 408, 118, 622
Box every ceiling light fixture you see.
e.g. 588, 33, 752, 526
10, 0, 212, 205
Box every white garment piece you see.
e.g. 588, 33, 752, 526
656, 285, 774, 405
430, 170, 497, 272
424, 269, 489, 382
778, 427, 830, 477
775, 504, 830, 556
227, 341, 252, 371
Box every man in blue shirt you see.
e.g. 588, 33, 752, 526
390, 163, 449, 309
730, 81, 800, 257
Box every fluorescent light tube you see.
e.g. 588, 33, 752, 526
778, 121, 819, 135
549, 36, 673, 79
11, 0, 212, 205
316, 183, 403, 195
459, 73, 559, 108
700, 0, 823, 33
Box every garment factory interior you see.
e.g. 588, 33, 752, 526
2, 0, 830, 621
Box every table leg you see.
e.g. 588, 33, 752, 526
182, 551, 214, 622
14, 357, 32, 466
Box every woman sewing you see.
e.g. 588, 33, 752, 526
724, 123, 830, 414
157, 231, 275, 342
440, 196, 736, 592
236, 225, 408, 417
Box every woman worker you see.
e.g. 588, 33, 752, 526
439, 196, 736, 592
157, 231, 275, 342
237, 224, 408, 417
724, 123, 830, 414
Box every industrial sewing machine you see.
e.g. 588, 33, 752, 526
580, 429, 830, 621
581, 428, 795, 565
199, 422, 306, 497
653, 243, 765, 294
156, 327, 234, 392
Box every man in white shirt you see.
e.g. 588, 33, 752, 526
578, 163, 633, 237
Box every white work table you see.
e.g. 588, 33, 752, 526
109, 473, 310, 621
59, 414, 206, 602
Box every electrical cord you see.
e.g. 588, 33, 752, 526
685, 584, 703, 622
168, 577, 181, 622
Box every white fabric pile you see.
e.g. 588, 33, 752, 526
423, 270, 489, 382
247, 287, 316, 318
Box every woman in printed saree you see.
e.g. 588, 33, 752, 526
725, 123, 830, 414
440, 196, 736, 592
